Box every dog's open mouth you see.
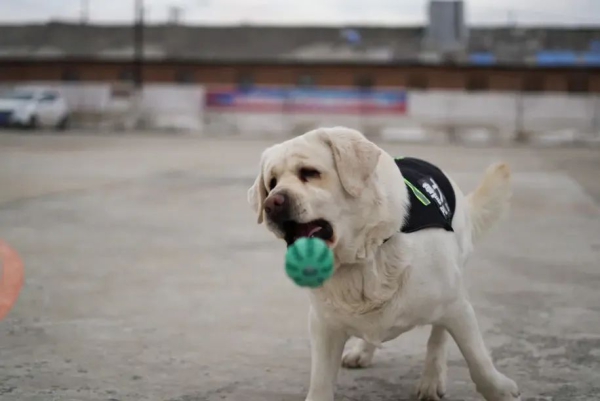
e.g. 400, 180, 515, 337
283, 219, 334, 246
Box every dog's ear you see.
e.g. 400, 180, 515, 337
320, 127, 381, 197
247, 157, 268, 224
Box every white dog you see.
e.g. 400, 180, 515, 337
247, 127, 520, 401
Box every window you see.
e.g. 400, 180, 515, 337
0, 91, 34, 101
62, 69, 80, 82
466, 73, 489, 92
40, 92, 58, 102
567, 73, 589, 93
237, 72, 254, 91
175, 70, 195, 84
407, 73, 428, 90
297, 74, 316, 88
355, 75, 374, 91
119, 69, 134, 82
521, 74, 544, 93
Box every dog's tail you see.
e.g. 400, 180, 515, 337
466, 163, 512, 243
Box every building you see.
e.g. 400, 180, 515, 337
0, 22, 599, 93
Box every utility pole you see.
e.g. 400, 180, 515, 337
126, 0, 145, 130
593, 95, 600, 139
510, 10, 527, 143
515, 89, 525, 143
168, 5, 183, 25
80, 0, 89, 24
507, 10, 517, 27
133, 0, 144, 89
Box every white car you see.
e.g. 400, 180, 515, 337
0, 88, 71, 130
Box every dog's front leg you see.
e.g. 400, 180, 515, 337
306, 308, 348, 401
443, 299, 520, 401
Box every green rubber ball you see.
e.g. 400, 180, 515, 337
285, 237, 334, 288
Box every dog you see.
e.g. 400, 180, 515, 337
247, 127, 520, 401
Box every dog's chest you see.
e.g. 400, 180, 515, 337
347, 314, 414, 345
316, 298, 416, 345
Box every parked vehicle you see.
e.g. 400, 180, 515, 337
0, 88, 71, 130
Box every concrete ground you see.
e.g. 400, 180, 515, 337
0, 131, 599, 401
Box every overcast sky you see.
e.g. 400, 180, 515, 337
1, 0, 600, 26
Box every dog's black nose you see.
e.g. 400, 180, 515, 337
264, 192, 288, 222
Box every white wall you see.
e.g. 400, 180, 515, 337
3, 81, 599, 142
204, 90, 600, 143
520, 94, 594, 132
141, 84, 205, 131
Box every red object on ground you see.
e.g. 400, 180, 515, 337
0, 240, 24, 321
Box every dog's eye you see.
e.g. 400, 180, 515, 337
299, 168, 321, 182
268, 177, 277, 191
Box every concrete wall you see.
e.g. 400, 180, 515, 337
2, 81, 599, 142
141, 84, 205, 131
204, 90, 600, 143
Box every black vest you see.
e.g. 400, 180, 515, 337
393, 157, 456, 235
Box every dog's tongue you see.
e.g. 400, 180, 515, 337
297, 223, 322, 238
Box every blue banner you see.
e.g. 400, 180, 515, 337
206, 86, 407, 114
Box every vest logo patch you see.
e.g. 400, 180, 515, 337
419, 177, 451, 219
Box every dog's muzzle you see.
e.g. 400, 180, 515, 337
264, 191, 334, 247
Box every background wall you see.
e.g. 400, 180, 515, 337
202, 87, 600, 143
2, 81, 599, 143
0, 81, 205, 132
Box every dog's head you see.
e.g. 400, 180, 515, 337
247, 127, 406, 264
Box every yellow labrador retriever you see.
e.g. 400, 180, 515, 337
248, 127, 520, 401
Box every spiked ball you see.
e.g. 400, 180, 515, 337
285, 237, 334, 288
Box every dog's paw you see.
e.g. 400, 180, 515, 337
477, 374, 521, 401
341, 348, 374, 369
416, 371, 446, 400
305, 393, 333, 401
